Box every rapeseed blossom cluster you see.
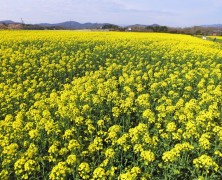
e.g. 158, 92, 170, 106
0, 31, 221, 179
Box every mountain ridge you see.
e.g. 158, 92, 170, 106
200, 24, 222, 28
1, 20, 222, 29
0, 20, 109, 29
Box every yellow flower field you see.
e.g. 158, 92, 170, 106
0, 31, 222, 179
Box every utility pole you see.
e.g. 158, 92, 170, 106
21, 18, 25, 25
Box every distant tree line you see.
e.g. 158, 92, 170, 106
23, 24, 65, 30
1, 22, 222, 36
166, 26, 222, 36
0, 23, 65, 30
101, 24, 222, 36
146, 25, 168, 32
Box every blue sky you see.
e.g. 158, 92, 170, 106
0, 0, 222, 27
